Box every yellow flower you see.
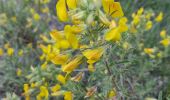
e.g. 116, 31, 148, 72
102, 0, 124, 18
108, 89, 116, 98
56, 0, 68, 22
155, 12, 163, 22
157, 52, 163, 58
40, 54, 46, 61
33, 13, 40, 21
7, 48, 14, 56
18, 49, 23, 56
39, 44, 51, 55
71, 25, 83, 34
88, 64, 95, 72
62, 56, 82, 73
105, 28, 121, 42
118, 17, 128, 33
0, 48, 4, 56
160, 38, 170, 47
23, 84, 30, 100
71, 72, 84, 82
17, 68, 22, 76
102, 0, 113, 14
51, 84, 61, 92
64, 25, 79, 49
31, 82, 36, 88
50, 30, 71, 49
145, 21, 152, 30
83, 48, 104, 64
41, 61, 48, 70
57, 74, 66, 84
132, 15, 140, 25
50, 53, 69, 65
39, 86, 49, 99
50, 30, 64, 41
145, 13, 152, 20
109, 20, 117, 29
41, 7, 49, 13
64, 91, 73, 100
137, 7, 144, 16
59, 40, 70, 49
144, 48, 154, 55
66, 0, 77, 9
160, 29, 166, 39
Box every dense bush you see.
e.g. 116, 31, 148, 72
0, 0, 170, 100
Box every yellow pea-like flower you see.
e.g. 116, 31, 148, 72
39, 44, 51, 54
132, 15, 140, 25
50, 30, 64, 41
66, 0, 77, 9
102, 0, 124, 18
41, 61, 48, 70
41, 7, 49, 13
108, 89, 116, 98
33, 13, 40, 21
71, 25, 83, 34
110, 2, 124, 18
64, 91, 73, 100
39, 86, 49, 99
145, 21, 152, 30
160, 30, 166, 39
24, 84, 30, 100
102, 0, 114, 14
83, 48, 104, 64
56, 0, 68, 22
155, 12, 163, 22
59, 40, 70, 49
7, 47, 14, 56
105, 28, 121, 42
0, 48, 4, 56
18, 49, 23, 56
118, 17, 128, 33
50, 53, 69, 65
160, 38, 170, 47
62, 56, 82, 73
88, 64, 95, 72
17, 68, 22, 76
137, 7, 144, 16
51, 84, 61, 92
57, 74, 66, 84
144, 48, 154, 55
67, 33, 79, 49
64, 25, 79, 49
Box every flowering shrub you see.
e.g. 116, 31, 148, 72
0, 0, 170, 100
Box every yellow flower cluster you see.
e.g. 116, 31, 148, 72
130, 7, 163, 34
24, 0, 128, 99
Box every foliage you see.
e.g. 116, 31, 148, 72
0, 0, 170, 100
